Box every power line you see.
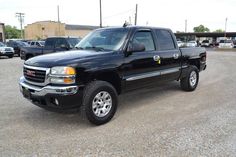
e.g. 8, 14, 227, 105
103, 9, 134, 20
15, 12, 25, 39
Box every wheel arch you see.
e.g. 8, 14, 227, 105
87, 71, 122, 95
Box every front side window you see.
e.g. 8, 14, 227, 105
131, 31, 155, 51
156, 29, 175, 50
67, 38, 80, 48
76, 28, 129, 51
55, 38, 68, 48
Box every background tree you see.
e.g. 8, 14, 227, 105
193, 25, 210, 32
5, 25, 21, 39
213, 29, 224, 33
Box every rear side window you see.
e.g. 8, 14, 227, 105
132, 31, 155, 51
155, 30, 175, 50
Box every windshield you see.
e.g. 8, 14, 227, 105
17, 41, 30, 46
39, 41, 45, 46
202, 40, 209, 43
76, 28, 129, 51
67, 38, 80, 48
0, 42, 5, 47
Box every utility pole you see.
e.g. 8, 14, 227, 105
134, 4, 138, 25
16, 12, 25, 39
57, 5, 60, 36
99, 0, 102, 28
224, 17, 228, 38
129, 16, 131, 25
185, 19, 187, 33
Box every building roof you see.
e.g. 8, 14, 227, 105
175, 32, 236, 38
65, 24, 99, 30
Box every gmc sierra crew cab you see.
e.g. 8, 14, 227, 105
19, 26, 207, 125
20, 37, 81, 60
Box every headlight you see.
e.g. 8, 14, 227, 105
51, 66, 76, 75
50, 66, 76, 84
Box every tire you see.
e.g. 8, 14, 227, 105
8, 55, 13, 58
26, 55, 33, 60
81, 81, 118, 125
180, 65, 199, 91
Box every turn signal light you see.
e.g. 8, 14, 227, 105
65, 67, 76, 75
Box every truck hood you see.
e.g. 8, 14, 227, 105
25, 50, 113, 68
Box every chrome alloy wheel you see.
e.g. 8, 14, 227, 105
189, 71, 197, 87
92, 91, 112, 117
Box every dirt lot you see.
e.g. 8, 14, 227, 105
0, 50, 236, 156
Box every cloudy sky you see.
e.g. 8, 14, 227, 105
1, 0, 236, 32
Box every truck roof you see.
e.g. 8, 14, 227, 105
97, 26, 172, 32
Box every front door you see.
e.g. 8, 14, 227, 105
122, 29, 163, 91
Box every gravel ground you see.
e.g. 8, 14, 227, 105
0, 50, 236, 157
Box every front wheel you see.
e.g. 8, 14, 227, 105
180, 66, 199, 91
8, 55, 13, 58
81, 81, 118, 125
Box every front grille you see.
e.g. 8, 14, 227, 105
5, 48, 11, 51
24, 67, 46, 83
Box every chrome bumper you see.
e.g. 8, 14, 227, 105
19, 76, 78, 96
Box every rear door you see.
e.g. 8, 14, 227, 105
154, 29, 181, 81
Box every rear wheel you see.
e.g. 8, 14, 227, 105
81, 81, 118, 125
180, 66, 199, 91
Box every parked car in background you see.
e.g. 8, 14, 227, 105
218, 40, 234, 48
7, 40, 30, 56
187, 41, 197, 47
28, 41, 45, 47
201, 40, 210, 47
177, 41, 185, 47
0, 42, 14, 58
20, 37, 81, 60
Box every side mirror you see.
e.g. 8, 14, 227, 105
126, 43, 145, 55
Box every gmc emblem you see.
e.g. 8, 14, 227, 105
26, 70, 36, 77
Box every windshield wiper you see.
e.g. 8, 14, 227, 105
85, 46, 105, 51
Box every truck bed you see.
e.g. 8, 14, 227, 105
180, 47, 206, 59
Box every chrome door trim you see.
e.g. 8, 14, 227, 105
125, 67, 180, 81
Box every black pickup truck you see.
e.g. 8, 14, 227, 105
20, 37, 80, 60
19, 26, 206, 125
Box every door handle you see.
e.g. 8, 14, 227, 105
153, 55, 160, 61
173, 53, 179, 59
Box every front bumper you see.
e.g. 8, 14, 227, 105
0, 51, 14, 56
19, 76, 78, 96
19, 76, 83, 111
